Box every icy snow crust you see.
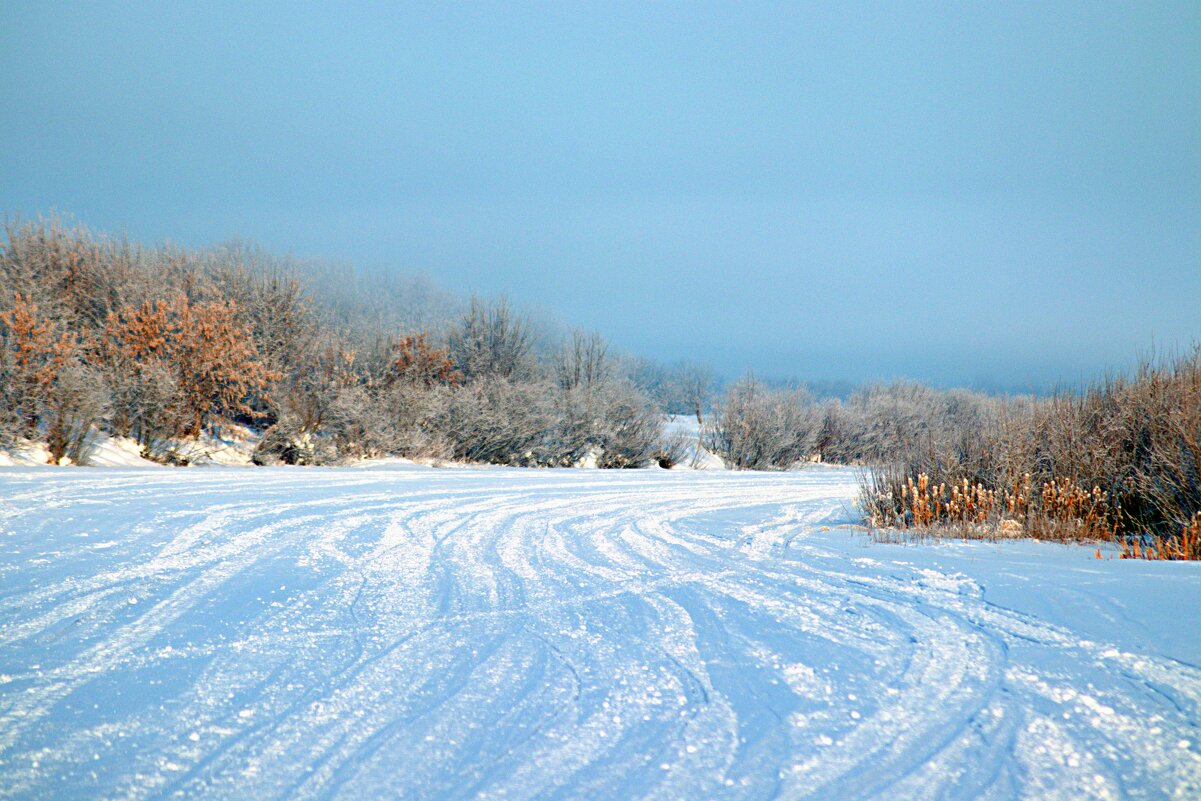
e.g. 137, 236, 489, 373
0, 465, 1197, 800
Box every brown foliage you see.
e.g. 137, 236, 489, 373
0, 294, 78, 434
0, 293, 104, 462
390, 333, 460, 387
98, 294, 275, 437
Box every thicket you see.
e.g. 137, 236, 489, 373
703, 357, 1200, 558
852, 353, 1201, 558
0, 216, 682, 468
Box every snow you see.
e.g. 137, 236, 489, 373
0, 425, 259, 468
0, 441, 53, 467
665, 414, 726, 469
165, 425, 260, 466
83, 434, 159, 468
0, 465, 1197, 800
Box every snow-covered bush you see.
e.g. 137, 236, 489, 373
449, 296, 534, 382
590, 381, 662, 468
652, 429, 692, 469
438, 377, 554, 465
42, 363, 108, 464
705, 375, 821, 470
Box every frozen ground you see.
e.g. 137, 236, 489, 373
0, 465, 1198, 800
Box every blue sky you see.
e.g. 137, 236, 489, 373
2, 1, 1198, 388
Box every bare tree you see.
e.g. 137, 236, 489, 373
555, 330, 610, 392
449, 296, 534, 382
679, 362, 715, 424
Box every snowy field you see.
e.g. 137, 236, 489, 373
0, 465, 1198, 800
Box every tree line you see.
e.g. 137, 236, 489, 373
2, 214, 1196, 556
0, 215, 715, 467
702, 363, 1200, 557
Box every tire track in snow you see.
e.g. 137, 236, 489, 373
0, 466, 1197, 800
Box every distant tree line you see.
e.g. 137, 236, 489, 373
0, 215, 715, 467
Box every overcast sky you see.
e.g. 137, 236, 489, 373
2, 1, 1198, 388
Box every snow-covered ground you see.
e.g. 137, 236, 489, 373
0, 427, 260, 468
0, 465, 1197, 800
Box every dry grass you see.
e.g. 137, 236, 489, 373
855, 349, 1200, 560
1119, 512, 1201, 561
864, 470, 1119, 546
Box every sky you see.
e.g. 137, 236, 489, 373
2, 1, 1198, 389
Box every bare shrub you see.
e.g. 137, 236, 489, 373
652, 429, 691, 469
43, 364, 108, 465
548, 332, 662, 467
555, 330, 609, 393
855, 351, 1201, 558
0, 293, 108, 462
0, 293, 63, 437
679, 363, 716, 424
106, 359, 179, 453
276, 339, 359, 440
0, 215, 137, 328
438, 377, 553, 465
705, 375, 820, 470
1127, 349, 1201, 537
590, 381, 663, 468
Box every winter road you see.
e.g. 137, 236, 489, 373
0, 466, 1198, 800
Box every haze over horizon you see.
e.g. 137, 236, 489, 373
2, 2, 1198, 389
